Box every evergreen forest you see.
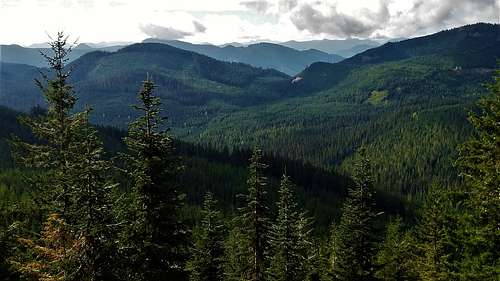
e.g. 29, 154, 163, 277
0, 24, 499, 281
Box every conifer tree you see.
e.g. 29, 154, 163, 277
122, 77, 188, 280
456, 69, 500, 279
0, 223, 19, 281
375, 216, 418, 281
187, 192, 225, 281
238, 148, 269, 281
267, 174, 313, 281
331, 147, 379, 281
223, 222, 250, 281
10, 32, 86, 220
415, 183, 459, 281
324, 224, 339, 280
10, 33, 118, 280
69, 115, 119, 281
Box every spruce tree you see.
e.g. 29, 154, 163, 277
414, 183, 461, 281
10, 33, 118, 280
239, 148, 269, 281
223, 221, 250, 281
267, 174, 313, 281
331, 147, 379, 281
122, 77, 188, 280
69, 115, 119, 281
456, 69, 500, 279
375, 216, 418, 281
187, 192, 225, 281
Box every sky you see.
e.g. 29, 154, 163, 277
0, 0, 499, 46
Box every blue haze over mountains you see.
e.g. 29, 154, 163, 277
1, 37, 389, 75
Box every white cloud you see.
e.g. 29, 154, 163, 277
0, 0, 498, 45
193, 20, 207, 33
139, 24, 193, 40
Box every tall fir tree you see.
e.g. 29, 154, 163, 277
456, 69, 500, 279
187, 192, 225, 281
331, 147, 379, 281
122, 77, 188, 281
10, 32, 86, 220
10, 33, 118, 280
267, 174, 313, 281
238, 148, 270, 281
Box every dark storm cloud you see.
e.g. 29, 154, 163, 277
139, 24, 193, 40
240, 0, 271, 13
291, 1, 390, 37
193, 20, 207, 33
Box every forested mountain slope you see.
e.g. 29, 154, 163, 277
0, 105, 363, 232
0, 43, 294, 130
296, 23, 500, 92
143, 39, 343, 75
191, 23, 500, 197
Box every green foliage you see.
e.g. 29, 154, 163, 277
330, 148, 379, 281
187, 192, 225, 281
366, 90, 389, 106
375, 216, 418, 281
120, 77, 189, 280
236, 148, 270, 281
7, 32, 120, 281
414, 183, 463, 281
69, 117, 119, 281
267, 174, 313, 281
456, 69, 500, 279
10, 32, 87, 219
223, 221, 250, 281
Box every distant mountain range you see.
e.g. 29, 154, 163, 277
2, 40, 345, 76
280, 38, 381, 57
0, 44, 124, 67
3, 37, 406, 75
2, 38, 412, 73
142, 39, 343, 75
1, 23, 498, 194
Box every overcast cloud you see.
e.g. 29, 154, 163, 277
291, 1, 390, 37
240, 0, 272, 13
287, 0, 499, 38
139, 20, 207, 40
193, 20, 207, 33
0, 0, 498, 45
391, 0, 499, 36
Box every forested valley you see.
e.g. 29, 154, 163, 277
0, 25, 499, 281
